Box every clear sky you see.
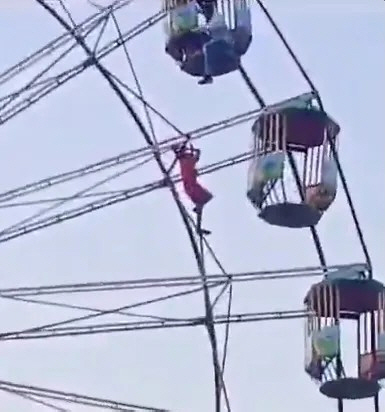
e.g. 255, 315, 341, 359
0, 0, 384, 411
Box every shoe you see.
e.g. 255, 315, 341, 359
198, 76, 213, 85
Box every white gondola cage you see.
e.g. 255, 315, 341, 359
247, 95, 340, 228
304, 266, 385, 400
304, 283, 341, 384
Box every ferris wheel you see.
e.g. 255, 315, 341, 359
0, 1, 381, 411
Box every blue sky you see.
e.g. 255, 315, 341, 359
0, 0, 384, 410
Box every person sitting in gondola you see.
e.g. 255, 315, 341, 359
197, 11, 236, 85
196, 4, 253, 84
165, 0, 213, 85
165, 0, 207, 81
166, 11, 235, 85
172, 143, 213, 214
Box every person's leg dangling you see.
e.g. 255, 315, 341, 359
198, 41, 213, 85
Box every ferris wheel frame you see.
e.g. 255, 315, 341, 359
0, 1, 375, 411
